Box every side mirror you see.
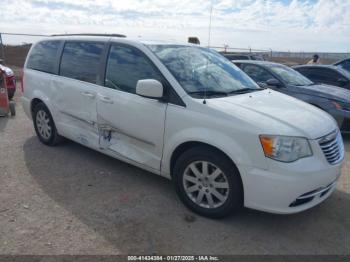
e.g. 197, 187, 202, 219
136, 79, 163, 99
266, 78, 282, 87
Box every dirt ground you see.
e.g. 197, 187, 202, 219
0, 90, 350, 255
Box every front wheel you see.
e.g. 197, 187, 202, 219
173, 146, 243, 218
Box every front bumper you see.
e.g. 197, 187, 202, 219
240, 138, 344, 214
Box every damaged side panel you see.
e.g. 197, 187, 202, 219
96, 89, 167, 171
97, 115, 164, 170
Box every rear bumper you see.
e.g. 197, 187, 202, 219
21, 96, 32, 120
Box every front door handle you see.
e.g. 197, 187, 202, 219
99, 96, 114, 104
81, 91, 96, 99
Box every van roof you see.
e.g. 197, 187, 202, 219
48, 34, 192, 47
51, 33, 127, 38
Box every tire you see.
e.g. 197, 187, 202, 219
33, 103, 60, 146
173, 146, 243, 218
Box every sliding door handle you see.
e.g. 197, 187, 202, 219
81, 91, 96, 99
99, 96, 114, 104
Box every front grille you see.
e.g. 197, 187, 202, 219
318, 130, 344, 165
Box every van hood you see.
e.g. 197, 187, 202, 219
207, 89, 336, 139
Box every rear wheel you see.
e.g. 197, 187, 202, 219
33, 103, 60, 146
173, 146, 243, 218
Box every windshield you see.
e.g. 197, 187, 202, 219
147, 45, 260, 97
268, 64, 313, 86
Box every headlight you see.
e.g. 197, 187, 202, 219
259, 135, 312, 162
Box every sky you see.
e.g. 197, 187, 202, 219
0, 0, 350, 52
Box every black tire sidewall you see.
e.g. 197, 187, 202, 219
33, 103, 58, 145
173, 147, 243, 218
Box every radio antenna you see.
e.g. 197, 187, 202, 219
208, 4, 213, 48
203, 3, 213, 105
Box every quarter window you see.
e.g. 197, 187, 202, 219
60, 42, 104, 84
27, 41, 61, 74
105, 45, 162, 94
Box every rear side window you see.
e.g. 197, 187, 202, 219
60, 42, 104, 84
27, 41, 61, 74
296, 68, 319, 80
105, 45, 162, 94
304, 68, 340, 83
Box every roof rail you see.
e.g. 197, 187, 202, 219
51, 33, 126, 38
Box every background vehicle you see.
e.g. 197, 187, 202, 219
22, 36, 343, 218
221, 52, 265, 61
234, 61, 350, 132
293, 65, 350, 90
334, 58, 350, 73
0, 59, 16, 99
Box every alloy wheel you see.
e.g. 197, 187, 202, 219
36, 110, 52, 140
182, 161, 230, 209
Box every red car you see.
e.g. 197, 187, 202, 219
0, 60, 16, 100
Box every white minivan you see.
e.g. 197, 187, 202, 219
22, 35, 345, 218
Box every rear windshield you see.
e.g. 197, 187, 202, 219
26, 41, 61, 74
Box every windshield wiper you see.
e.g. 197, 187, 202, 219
227, 88, 261, 94
187, 90, 228, 97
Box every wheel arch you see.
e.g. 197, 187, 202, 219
169, 141, 242, 181
30, 98, 45, 116
169, 140, 245, 206
29, 89, 55, 119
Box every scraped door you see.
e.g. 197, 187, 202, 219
97, 43, 167, 171
53, 41, 106, 149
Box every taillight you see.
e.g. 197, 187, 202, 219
6, 76, 15, 88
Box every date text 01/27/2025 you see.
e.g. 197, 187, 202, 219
127, 255, 220, 261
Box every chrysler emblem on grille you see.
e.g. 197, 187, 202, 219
319, 130, 338, 144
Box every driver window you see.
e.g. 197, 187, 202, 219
105, 45, 162, 94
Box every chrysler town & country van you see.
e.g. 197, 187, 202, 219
22, 35, 344, 218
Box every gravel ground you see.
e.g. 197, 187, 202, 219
0, 92, 349, 255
